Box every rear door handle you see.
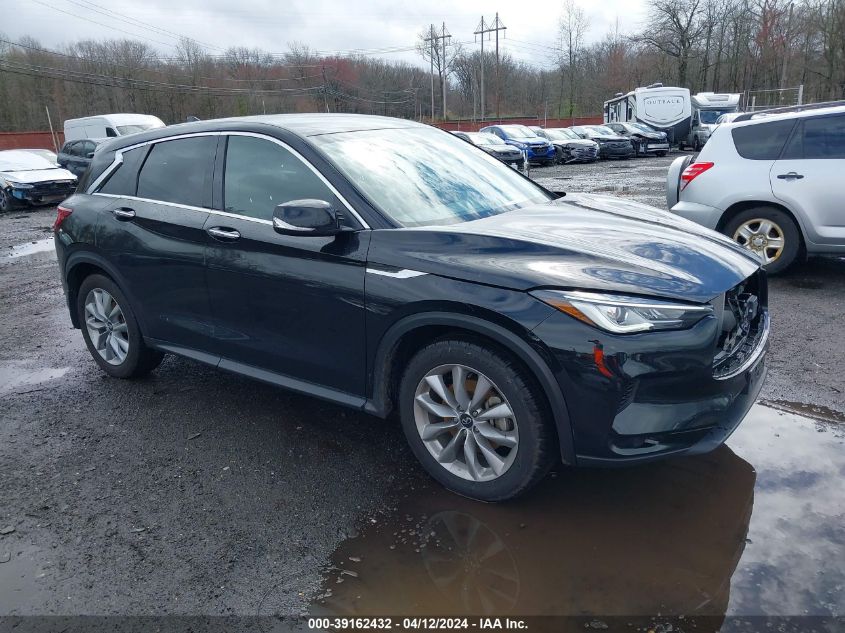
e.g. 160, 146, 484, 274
207, 226, 241, 241
112, 207, 136, 219
776, 172, 804, 180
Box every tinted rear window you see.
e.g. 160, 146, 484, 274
731, 120, 795, 160
137, 136, 215, 207
98, 146, 147, 196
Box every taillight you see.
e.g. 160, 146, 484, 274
53, 205, 73, 231
680, 161, 714, 190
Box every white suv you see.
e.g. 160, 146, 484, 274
667, 103, 845, 273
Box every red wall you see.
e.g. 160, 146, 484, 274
0, 116, 605, 150
432, 116, 603, 132
0, 131, 64, 151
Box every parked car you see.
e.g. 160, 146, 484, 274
63, 114, 165, 141
605, 122, 670, 156
666, 104, 845, 273
0, 150, 77, 212
569, 126, 635, 159
58, 138, 106, 177
451, 131, 525, 169
20, 148, 59, 165
55, 114, 768, 501
477, 124, 557, 165
530, 127, 600, 163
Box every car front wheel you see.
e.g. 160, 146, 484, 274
723, 207, 801, 274
77, 274, 164, 378
399, 339, 555, 501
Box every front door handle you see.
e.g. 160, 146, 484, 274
207, 226, 241, 241
112, 207, 136, 219
776, 172, 804, 180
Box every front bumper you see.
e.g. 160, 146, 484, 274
5, 181, 77, 206
643, 141, 670, 153
532, 294, 768, 466
598, 143, 634, 158
526, 146, 556, 163
565, 145, 600, 162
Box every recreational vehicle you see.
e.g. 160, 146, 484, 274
604, 84, 691, 145
683, 92, 742, 150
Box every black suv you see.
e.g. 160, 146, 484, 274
55, 114, 769, 501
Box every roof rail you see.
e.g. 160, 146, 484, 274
734, 100, 845, 121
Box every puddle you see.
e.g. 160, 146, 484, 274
310, 404, 844, 621
0, 362, 70, 396
761, 399, 845, 424
6, 237, 55, 259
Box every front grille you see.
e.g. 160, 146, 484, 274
713, 273, 768, 379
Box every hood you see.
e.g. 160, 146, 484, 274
1, 167, 77, 184
368, 193, 760, 304
480, 144, 521, 154
507, 136, 547, 145
563, 139, 598, 147
591, 134, 628, 142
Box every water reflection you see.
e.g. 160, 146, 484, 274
312, 405, 845, 621
314, 446, 755, 618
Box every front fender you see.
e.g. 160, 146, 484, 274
365, 311, 576, 465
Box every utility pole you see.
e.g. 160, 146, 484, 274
321, 65, 329, 113
474, 16, 490, 121
424, 22, 452, 120
490, 13, 506, 120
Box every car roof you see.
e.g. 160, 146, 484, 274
96, 113, 428, 153
731, 103, 845, 128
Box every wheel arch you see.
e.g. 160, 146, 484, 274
365, 311, 575, 465
64, 251, 147, 332
716, 200, 807, 255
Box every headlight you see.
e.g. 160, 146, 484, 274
531, 290, 713, 333
5, 181, 33, 189
511, 141, 526, 149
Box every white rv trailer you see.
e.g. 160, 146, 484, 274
604, 84, 692, 145
683, 92, 742, 150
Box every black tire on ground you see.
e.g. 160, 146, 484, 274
398, 338, 556, 501
656, 151, 667, 157
722, 207, 802, 275
76, 274, 165, 378
693, 136, 701, 151
0, 189, 17, 212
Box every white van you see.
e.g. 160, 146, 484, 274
684, 92, 741, 151
63, 114, 165, 141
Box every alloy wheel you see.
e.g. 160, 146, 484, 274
84, 288, 130, 365
413, 364, 519, 482
732, 218, 785, 265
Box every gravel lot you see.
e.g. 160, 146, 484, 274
1, 155, 843, 624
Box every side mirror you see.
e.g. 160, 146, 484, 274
272, 199, 343, 237
86, 152, 95, 159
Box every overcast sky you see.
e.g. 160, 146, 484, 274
6, 0, 648, 68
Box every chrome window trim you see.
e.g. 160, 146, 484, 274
88, 130, 370, 229
92, 192, 273, 226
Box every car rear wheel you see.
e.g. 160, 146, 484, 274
398, 339, 554, 501
0, 189, 16, 212
723, 207, 801, 274
77, 274, 164, 378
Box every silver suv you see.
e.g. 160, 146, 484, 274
667, 104, 845, 273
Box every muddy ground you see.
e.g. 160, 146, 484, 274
1, 155, 843, 627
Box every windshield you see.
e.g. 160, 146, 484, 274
699, 110, 734, 124
499, 125, 536, 138
116, 123, 157, 135
469, 132, 506, 145
550, 128, 578, 139
589, 126, 616, 136
543, 129, 571, 141
311, 127, 552, 228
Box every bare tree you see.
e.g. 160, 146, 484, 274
558, 0, 590, 118
637, 0, 709, 85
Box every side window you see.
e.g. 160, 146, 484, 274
731, 120, 795, 160
98, 146, 147, 196
81, 141, 95, 157
106, 128, 118, 138
137, 136, 215, 207
802, 115, 845, 159
223, 135, 341, 221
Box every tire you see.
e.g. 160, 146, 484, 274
76, 274, 164, 378
722, 207, 801, 274
398, 339, 555, 501
657, 151, 667, 157
693, 136, 702, 152
0, 189, 17, 212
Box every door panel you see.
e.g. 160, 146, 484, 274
97, 198, 215, 348
204, 214, 370, 395
204, 133, 369, 396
